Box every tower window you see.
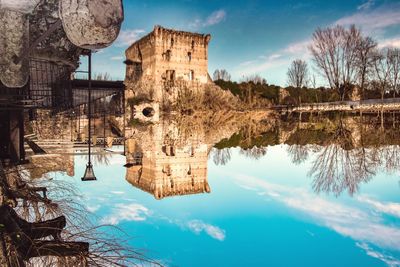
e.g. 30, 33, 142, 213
189, 70, 194, 81
187, 52, 192, 62
166, 70, 175, 81
165, 50, 171, 61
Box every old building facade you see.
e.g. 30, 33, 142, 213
125, 25, 212, 103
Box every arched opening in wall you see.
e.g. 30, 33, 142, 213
171, 38, 174, 47
191, 40, 195, 50
187, 52, 192, 62
142, 107, 155, 117
189, 70, 194, 81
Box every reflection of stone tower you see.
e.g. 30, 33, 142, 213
125, 122, 210, 199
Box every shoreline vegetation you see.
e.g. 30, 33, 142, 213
210, 24, 400, 113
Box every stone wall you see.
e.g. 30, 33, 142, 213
125, 25, 212, 103
30, 110, 73, 141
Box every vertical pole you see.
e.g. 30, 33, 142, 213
103, 112, 106, 148
78, 108, 80, 141
123, 87, 126, 156
18, 110, 25, 162
88, 51, 92, 165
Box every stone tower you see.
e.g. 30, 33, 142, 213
124, 25, 212, 102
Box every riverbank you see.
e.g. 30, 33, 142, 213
273, 98, 400, 113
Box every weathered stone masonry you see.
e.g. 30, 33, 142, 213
125, 25, 212, 103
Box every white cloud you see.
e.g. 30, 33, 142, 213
110, 56, 124, 61
101, 203, 150, 225
357, 196, 400, 218
378, 37, 400, 49
357, 0, 375, 11
190, 9, 226, 28
234, 174, 400, 253
236, 39, 311, 78
283, 40, 312, 55
204, 10, 227, 27
335, 5, 400, 34
115, 29, 146, 47
100, 203, 226, 241
187, 220, 226, 241
356, 242, 400, 267
111, 191, 125, 195
86, 204, 101, 213
268, 54, 283, 60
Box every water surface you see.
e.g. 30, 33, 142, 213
51, 114, 400, 267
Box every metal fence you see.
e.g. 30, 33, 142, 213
0, 58, 124, 117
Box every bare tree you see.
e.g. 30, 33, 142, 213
309, 25, 363, 100
355, 36, 377, 99
1, 164, 161, 267
310, 74, 317, 89
213, 69, 231, 81
242, 74, 265, 84
93, 72, 111, 81
372, 49, 392, 100
287, 59, 309, 88
388, 48, 400, 97
213, 69, 221, 81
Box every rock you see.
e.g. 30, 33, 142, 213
59, 0, 124, 49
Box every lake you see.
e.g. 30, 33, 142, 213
47, 113, 400, 267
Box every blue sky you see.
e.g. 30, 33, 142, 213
87, 0, 400, 86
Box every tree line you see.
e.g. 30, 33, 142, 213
213, 24, 400, 106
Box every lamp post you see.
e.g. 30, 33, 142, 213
82, 51, 97, 181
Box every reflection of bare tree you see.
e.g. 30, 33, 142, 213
307, 118, 380, 196
81, 148, 111, 166
239, 147, 267, 160
309, 144, 379, 196
287, 145, 310, 165
379, 145, 400, 174
309, 117, 379, 195
212, 148, 232, 166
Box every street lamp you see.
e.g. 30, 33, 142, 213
82, 51, 97, 181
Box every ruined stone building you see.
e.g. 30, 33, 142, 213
124, 25, 212, 103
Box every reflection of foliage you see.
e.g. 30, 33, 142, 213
214, 133, 242, 150
286, 128, 333, 146
287, 145, 310, 165
239, 147, 267, 160
212, 148, 232, 166
213, 128, 279, 150
81, 149, 113, 166
212, 145, 267, 165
